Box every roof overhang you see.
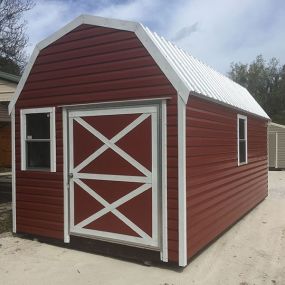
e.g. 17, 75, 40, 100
270, 122, 285, 129
0, 71, 20, 83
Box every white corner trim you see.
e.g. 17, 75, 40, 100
160, 100, 168, 262
8, 15, 189, 113
11, 108, 16, 233
62, 108, 70, 243
20, 107, 56, 172
178, 96, 187, 267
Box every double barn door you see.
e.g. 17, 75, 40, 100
67, 105, 160, 248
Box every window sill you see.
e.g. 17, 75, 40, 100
21, 168, 52, 172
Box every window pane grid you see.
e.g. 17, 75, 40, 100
21, 107, 55, 172
26, 113, 50, 139
26, 141, 51, 169
238, 116, 247, 165
25, 139, 51, 142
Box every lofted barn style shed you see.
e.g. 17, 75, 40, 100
9, 15, 269, 267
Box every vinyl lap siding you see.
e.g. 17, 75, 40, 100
0, 78, 17, 101
277, 133, 285, 168
268, 124, 285, 168
268, 133, 276, 167
186, 96, 268, 259
15, 25, 179, 261
0, 122, 11, 167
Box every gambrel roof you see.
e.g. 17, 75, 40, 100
9, 15, 269, 119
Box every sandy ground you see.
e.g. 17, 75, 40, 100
0, 171, 285, 285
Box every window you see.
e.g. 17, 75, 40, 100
21, 107, 56, 172
237, 114, 247, 165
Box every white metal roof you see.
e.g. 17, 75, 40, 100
9, 15, 269, 119
141, 26, 269, 119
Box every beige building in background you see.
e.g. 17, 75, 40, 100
268, 122, 285, 169
0, 71, 20, 168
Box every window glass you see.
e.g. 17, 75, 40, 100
26, 141, 51, 169
239, 118, 245, 140
26, 113, 50, 139
239, 140, 246, 163
21, 108, 55, 171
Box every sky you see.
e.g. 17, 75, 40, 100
24, 0, 285, 74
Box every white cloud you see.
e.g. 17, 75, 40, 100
163, 0, 285, 73
24, 0, 285, 74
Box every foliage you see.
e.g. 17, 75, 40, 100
0, 0, 34, 75
229, 55, 285, 124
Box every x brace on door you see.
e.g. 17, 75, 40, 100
69, 107, 159, 248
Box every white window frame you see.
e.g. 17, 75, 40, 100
237, 114, 248, 166
20, 107, 56, 172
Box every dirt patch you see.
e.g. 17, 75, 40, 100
0, 202, 12, 234
0, 210, 12, 233
0, 171, 284, 285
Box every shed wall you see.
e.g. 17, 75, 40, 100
277, 133, 285, 168
0, 78, 17, 102
186, 96, 268, 259
0, 103, 10, 122
0, 122, 11, 167
268, 133, 276, 167
14, 25, 179, 261
268, 124, 285, 168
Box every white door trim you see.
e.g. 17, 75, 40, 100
63, 108, 70, 243
67, 104, 161, 250
63, 101, 168, 260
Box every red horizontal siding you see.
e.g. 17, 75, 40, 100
186, 96, 268, 259
15, 25, 179, 262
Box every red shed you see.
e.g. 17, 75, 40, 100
9, 15, 269, 267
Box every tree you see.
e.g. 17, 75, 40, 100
228, 55, 285, 124
0, 0, 34, 75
